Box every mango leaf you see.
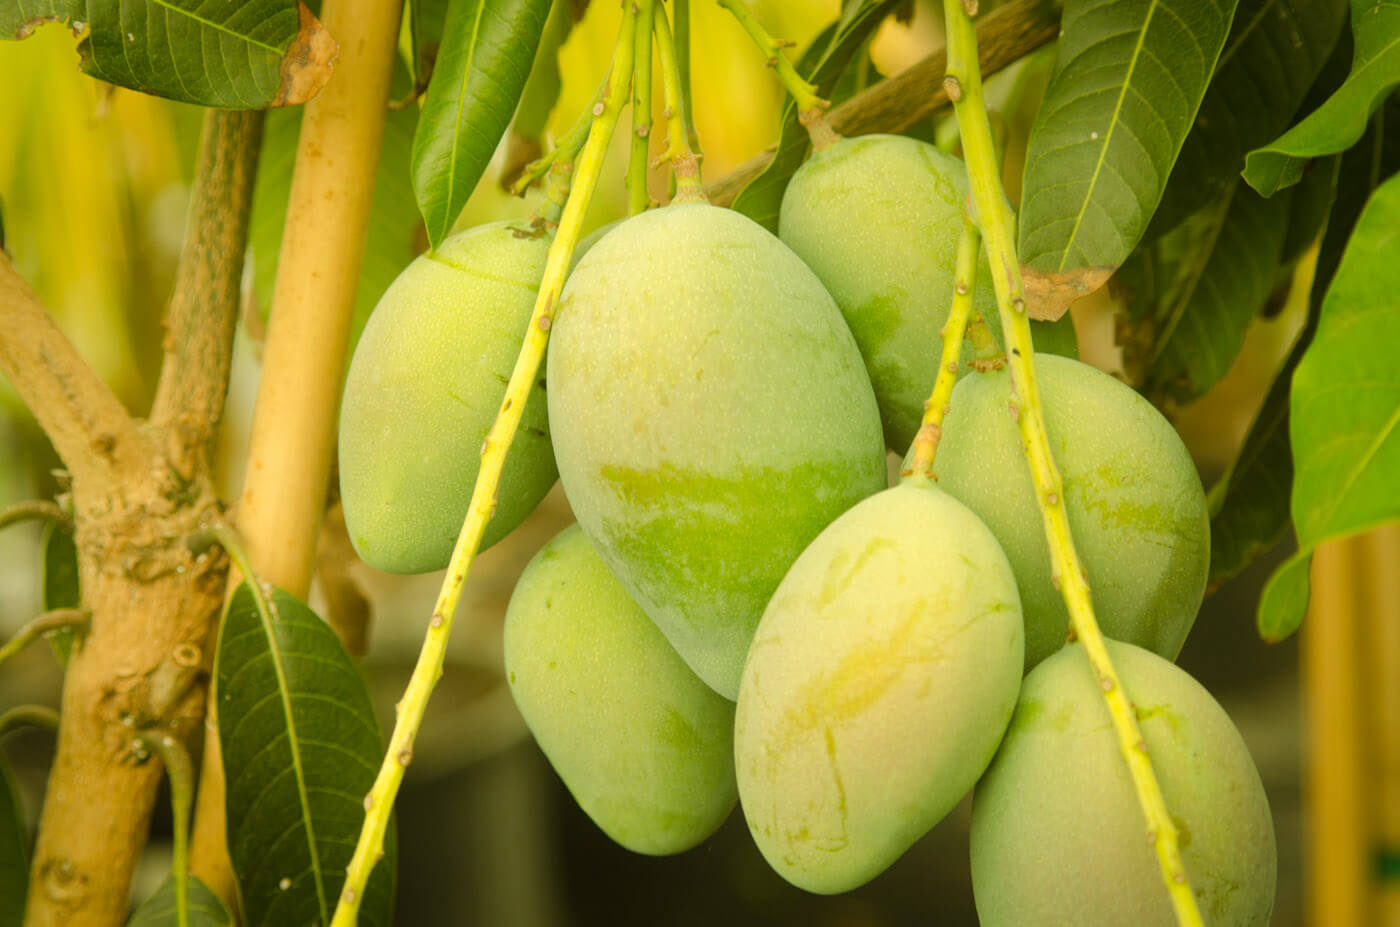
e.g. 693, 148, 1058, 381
1209, 107, 1397, 587
729, 0, 907, 232
1149, 0, 1347, 234
40, 522, 78, 664
406, 0, 453, 98
1243, 0, 1400, 195
1257, 170, 1400, 640
127, 875, 232, 927
1130, 182, 1294, 402
0, 0, 335, 109
216, 584, 395, 927
412, 0, 551, 249
0, 757, 26, 927
249, 100, 421, 358
511, 0, 572, 141
1019, 0, 1240, 282
1279, 153, 1342, 265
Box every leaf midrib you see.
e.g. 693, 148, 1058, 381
443, 0, 493, 243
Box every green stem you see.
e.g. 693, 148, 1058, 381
652, 2, 704, 198
329, 9, 640, 924
674, 0, 702, 158
628, 0, 656, 214
940, 3, 1203, 924
0, 500, 71, 533
136, 730, 195, 927
716, 0, 836, 148
509, 87, 600, 198
0, 608, 89, 669
902, 216, 982, 482
0, 705, 60, 737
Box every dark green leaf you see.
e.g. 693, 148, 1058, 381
1279, 154, 1341, 265
1243, 0, 1400, 195
40, 523, 78, 664
1019, 0, 1240, 276
127, 875, 232, 927
407, 0, 453, 97
512, 0, 573, 142
216, 585, 394, 927
0, 0, 333, 109
250, 101, 421, 359
0, 757, 26, 927
1129, 182, 1294, 402
1257, 170, 1400, 639
1149, 0, 1346, 234
729, 0, 906, 232
1209, 105, 1399, 586
412, 0, 552, 249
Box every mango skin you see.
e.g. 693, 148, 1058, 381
930, 354, 1209, 669
504, 524, 738, 855
735, 480, 1024, 894
339, 220, 556, 574
970, 640, 1277, 926
778, 134, 1076, 451
547, 203, 887, 699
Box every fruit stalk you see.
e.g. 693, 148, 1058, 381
940, 2, 1204, 924
328, 10, 640, 925
652, 4, 704, 197
628, 0, 657, 214
510, 86, 601, 197
716, 0, 836, 149
903, 216, 982, 481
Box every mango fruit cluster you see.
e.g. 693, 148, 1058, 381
338, 134, 1275, 923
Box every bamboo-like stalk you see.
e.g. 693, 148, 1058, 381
187, 0, 405, 907
902, 217, 981, 481
1365, 525, 1400, 924
940, 2, 1203, 923
328, 10, 640, 924
1306, 537, 1371, 926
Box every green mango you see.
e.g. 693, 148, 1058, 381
971, 640, 1277, 926
339, 220, 556, 574
548, 202, 887, 699
504, 524, 737, 855
928, 354, 1209, 669
735, 479, 1024, 894
779, 133, 1076, 452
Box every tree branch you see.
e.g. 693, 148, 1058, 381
0, 256, 144, 488
703, 0, 1060, 206
149, 110, 265, 478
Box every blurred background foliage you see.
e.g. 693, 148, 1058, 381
0, 1, 1310, 923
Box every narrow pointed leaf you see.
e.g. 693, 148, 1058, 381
1209, 106, 1398, 587
729, 0, 908, 232
40, 522, 78, 664
216, 585, 394, 927
1019, 0, 1240, 282
0, 758, 26, 927
412, 0, 552, 249
1243, 0, 1400, 195
0, 1, 336, 109
127, 875, 232, 927
1257, 170, 1400, 639
1149, 0, 1346, 234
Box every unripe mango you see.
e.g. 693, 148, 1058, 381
735, 480, 1024, 894
547, 203, 887, 699
339, 220, 557, 574
970, 640, 1277, 926
504, 524, 737, 855
931, 355, 1209, 669
779, 134, 1076, 451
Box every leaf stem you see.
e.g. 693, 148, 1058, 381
629, 0, 657, 214
941, 3, 1203, 923
716, 0, 833, 148
902, 216, 982, 482
653, 2, 705, 198
0, 608, 89, 669
510, 90, 599, 197
674, 0, 702, 158
135, 730, 195, 927
0, 705, 60, 737
0, 500, 71, 533
328, 9, 640, 925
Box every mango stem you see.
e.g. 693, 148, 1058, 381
327, 8, 641, 925
940, 2, 1204, 924
628, 0, 657, 214
653, 3, 705, 200
716, 0, 835, 149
